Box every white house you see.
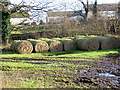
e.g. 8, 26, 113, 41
10, 11, 31, 25
47, 3, 118, 24
10, 18, 30, 25
10, 11, 48, 25
88, 3, 118, 19
47, 10, 84, 24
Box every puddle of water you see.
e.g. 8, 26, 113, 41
74, 69, 88, 73
74, 70, 79, 72
97, 73, 116, 77
112, 80, 119, 83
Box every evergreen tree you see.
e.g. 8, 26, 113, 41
93, 0, 97, 18
0, 0, 11, 44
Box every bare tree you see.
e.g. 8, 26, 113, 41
0, 0, 55, 44
70, 0, 89, 20
78, 0, 89, 20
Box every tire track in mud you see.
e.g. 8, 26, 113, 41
1, 57, 107, 66
2, 57, 101, 62
1, 57, 119, 73
1, 57, 119, 69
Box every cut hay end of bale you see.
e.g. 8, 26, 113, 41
77, 38, 99, 51
93, 36, 120, 50
28, 40, 49, 52
118, 36, 120, 48
11, 40, 33, 54
62, 39, 77, 51
52, 38, 77, 51
49, 40, 63, 52
101, 36, 120, 50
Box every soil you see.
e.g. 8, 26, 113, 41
1, 53, 120, 88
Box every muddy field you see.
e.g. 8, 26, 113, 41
1, 52, 120, 88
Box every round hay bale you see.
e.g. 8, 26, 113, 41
52, 38, 77, 51
49, 40, 63, 52
39, 38, 63, 52
118, 36, 120, 48
10, 40, 20, 51
14, 40, 33, 54
95, 36, 120, 50
62, 39, 77, 51
28, 39, 49, 52
77, 37, 99, 51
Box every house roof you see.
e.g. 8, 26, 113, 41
47, 11, 71, 17
93, 4, 117, 11
11, 11, 30, 18
47, 10, 83, 17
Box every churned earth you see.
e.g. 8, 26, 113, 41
1, 50, 120, 88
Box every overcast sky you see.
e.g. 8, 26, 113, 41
10, 0, 120, 4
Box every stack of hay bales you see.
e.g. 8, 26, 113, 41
11, 40, 33, 54
10, 36, 120, 54
53, 38, 77, 51
93, 36, 120, 50
39, 38, 63, 52
76, 37, 99, 51
28, 39, 49, 52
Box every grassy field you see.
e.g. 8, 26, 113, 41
1, 49, 119, 88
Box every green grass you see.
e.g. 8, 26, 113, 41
1, 52, 43, 58
11, 31, 23, 34
56, 50, 118, 58
2, 49, 119, 59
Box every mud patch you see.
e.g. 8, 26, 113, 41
2, 53, 120, 88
